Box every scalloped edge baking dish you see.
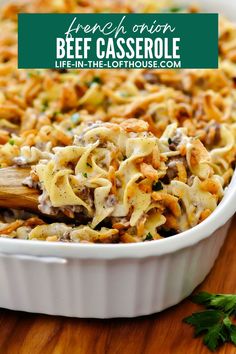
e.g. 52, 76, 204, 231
0, 0, 235, 318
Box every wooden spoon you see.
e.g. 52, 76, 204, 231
0, 167, 39, 211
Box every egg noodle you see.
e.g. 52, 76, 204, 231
0, 0, 236, 243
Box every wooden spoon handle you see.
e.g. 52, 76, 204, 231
0, 167, 39, 211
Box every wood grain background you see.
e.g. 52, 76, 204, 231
0, 217, 235, 354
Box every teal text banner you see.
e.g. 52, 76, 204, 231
18, 13, 218, 69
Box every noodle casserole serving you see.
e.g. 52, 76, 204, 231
0, 0, 236, 243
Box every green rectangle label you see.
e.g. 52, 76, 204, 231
18, 13, 218, 69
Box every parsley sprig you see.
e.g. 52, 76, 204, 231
184, 292, 236, 351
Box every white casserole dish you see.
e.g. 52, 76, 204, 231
0, 0, 235, 318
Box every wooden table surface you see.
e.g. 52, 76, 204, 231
0, 217, 235, 354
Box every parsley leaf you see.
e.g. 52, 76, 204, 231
184, 292, 236, 351
89, 76, 101, 86
184, 310, 223, 334
169, 6, 183, 13
229, 324, 236, 345
192, 292, 236, 313
184, 310, 227, 351
42, 99, 49, 111
8, 138, 15, 145
210, 295, 236, 313
144, 232, 153, 241
153, 181, 163, 191
203, 322, 227, 351
191, 292, 214, 306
